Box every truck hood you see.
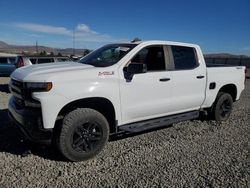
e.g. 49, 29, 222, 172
11, 61, 94, 81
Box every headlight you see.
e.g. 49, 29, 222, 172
24, 82, 53, 92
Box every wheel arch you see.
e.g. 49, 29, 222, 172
57, 97, 117, 133
217, 84, 237, 102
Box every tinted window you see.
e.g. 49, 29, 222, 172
8, 57, 16, 64
37, 58, 54, 64
30, 58, 37, 64
131, 46, 165, 71
57, 58, 69, 62
171, 46, 198, 70
0, 58, 8, 64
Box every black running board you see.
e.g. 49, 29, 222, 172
118, 111, 199, 133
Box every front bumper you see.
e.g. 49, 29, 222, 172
8, 96, 52, 144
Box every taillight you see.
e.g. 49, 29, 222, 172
17, 57, 24, 68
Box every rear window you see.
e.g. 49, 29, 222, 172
29, 58, 37, 64
8, 57, 17, 64
56, 58, 69, 62
171, 46, 198, 70
37, 58, 54, 64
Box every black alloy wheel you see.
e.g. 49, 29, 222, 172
218, 98, 232, 118
213, 92, 233, 121
71, 122, 102, 153
57, 108, 109, 162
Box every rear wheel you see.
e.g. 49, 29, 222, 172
211, 92, 233, 121
57, 108, 109, 162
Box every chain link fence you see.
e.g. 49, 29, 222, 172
205, 57, 250, 78
205, 57, 250, 68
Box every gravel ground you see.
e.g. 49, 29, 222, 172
0, 77, 249, 187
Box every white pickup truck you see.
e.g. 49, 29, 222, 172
8, 41, 246, 161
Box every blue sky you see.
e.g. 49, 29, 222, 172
0, 0, 250, 55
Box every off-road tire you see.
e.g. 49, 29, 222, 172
57, 108, 109, 162
211, 92, 233, 121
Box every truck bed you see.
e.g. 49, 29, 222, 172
201, 65, 245, 109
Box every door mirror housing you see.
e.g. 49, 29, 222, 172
127, 62, 147, 74
123, 62, 147, 81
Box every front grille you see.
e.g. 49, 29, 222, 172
10, 79, 40, 108
10, 79, 23, 94
10, 79, 25, 106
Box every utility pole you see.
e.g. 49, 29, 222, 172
73, 29, 75, 55
36, 40, 38, 54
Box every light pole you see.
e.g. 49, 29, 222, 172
73, 29, 75, 55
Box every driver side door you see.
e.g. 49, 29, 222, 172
119, 45, 173, 125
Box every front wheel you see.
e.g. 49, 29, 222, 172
211, 92, 233, 121
57, 108, 109, 162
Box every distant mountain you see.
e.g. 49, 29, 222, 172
0, 41, 87, 56
0, 41, 9, 48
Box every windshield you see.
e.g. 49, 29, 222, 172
79, 43, 137, 67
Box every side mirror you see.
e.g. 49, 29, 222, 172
123, 62, 147, 81
127, 62, 147, 74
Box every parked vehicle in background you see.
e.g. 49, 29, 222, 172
70, 55, 83, 62
16, 56, 71, 68
8, 40, 246, 162
0, 53, 18, 76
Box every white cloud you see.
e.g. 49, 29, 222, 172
74, 24, 112, 42
15, 23, 72, 36
12, 22, 120, 43
76, 24, 97, 34
28, 33, 42, 38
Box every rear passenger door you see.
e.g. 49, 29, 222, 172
169, 46, 206, 113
